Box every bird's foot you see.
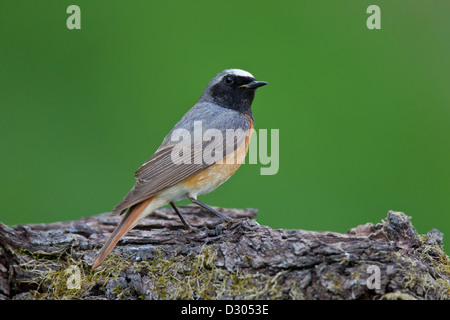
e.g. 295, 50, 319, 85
214, 217, 252, 235
176, 225, 208, 239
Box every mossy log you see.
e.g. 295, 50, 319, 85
0, 206, 449, 300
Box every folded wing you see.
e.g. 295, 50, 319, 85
112, 104, 251, 214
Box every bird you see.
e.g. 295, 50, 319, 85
91, 69, 267, 270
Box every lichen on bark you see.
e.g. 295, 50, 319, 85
0, 206, 449, 300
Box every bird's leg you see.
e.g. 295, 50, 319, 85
170, 202, 206, 236
187, 196, 237, 222
186, 197, 252, 235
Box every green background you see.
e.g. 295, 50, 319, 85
1, 1, 449, 249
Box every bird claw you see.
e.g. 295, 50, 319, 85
214, 217, 251, 235
177, 225, 208, 239
176, 217, 252, 239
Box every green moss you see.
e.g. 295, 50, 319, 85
134, 246, 286, 300
18, 236, 450, 300
381, 292, 417, 300
19, 245, 289, 300
391, 235, 450, 300
414, 236, 450, 298
19, 249, 132, 299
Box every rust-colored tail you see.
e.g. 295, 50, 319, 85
91, 196, 154, 270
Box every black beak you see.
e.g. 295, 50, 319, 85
240, 80, 268, 89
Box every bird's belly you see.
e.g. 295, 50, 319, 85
180, 133, 251, 197
183, 162, 241, 196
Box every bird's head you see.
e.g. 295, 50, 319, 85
200, 69, 267, 116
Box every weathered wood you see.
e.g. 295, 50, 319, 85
0, 206, 448, 300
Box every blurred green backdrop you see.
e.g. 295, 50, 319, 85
1, 1, 449, 248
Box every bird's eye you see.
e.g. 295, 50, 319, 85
224, 76, 234, 85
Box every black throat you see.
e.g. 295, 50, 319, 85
207, 83, 255, 120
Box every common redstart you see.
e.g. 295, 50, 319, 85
92, 69, 267, 270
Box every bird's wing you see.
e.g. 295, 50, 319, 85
112, 104, 251, 214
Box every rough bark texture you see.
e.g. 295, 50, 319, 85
0, 206, 449, 300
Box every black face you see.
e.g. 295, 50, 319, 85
209, 74, 259, 117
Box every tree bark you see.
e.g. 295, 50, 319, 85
0, 206, 448, 300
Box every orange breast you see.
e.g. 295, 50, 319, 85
181, 116, 254, 196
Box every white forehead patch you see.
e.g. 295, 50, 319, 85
226, 69, 254, 78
